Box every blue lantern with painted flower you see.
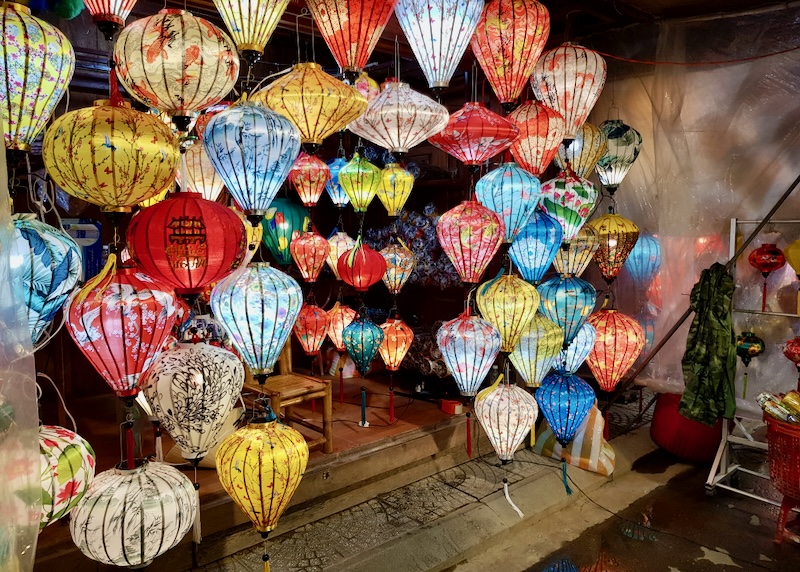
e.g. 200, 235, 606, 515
624, 233, 661, 289
508, 209, 562, 284
536, 372, 595, 448
326, 157, 351, 208
475, 162, 542, 243
343, 315, 384, 376
538, 275, 596, 346
555, 322, 596, 374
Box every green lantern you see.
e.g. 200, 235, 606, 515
339, 152, 382, 213
261, 198, 310, 266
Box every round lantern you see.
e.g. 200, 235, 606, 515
254, 62, 368, 149
204, 100, 301, 222
12, 215, 82, 346
783, 336, 800, 380
339, 153, 382, 213
294, 304, 331, 355
476, 273, 540, 353
327, 302, 357, 352
436, 310, 502, 396
596, 119, 643, 192
338, 243, 387, 292
508, 314, 563, 387
540, 171, 598, 243
507, 101, 565, 176
377, 162, 415, 217
531, 43, 607, 140
508, 209, 563, 285
261, 198, 310, 266
213, 0, 289, 63
210, 263, 303, 382
555, 322, 596, 374
475, 376, 539, 463
536, 372, 595, 447
624, 233, 660, 289
70, 461, 197, 568
114, 9, 239, 130
290, 153, 331, 207
290, 231, 330, 283
349, 80, 449, 154
144, 343, 244, 460
470, 0, 550, 109
381, 242, 416, 295
538, 275, 597, 346
553, 224, 599, 277
436, 200, 505, 284
327, 231, 357, 280
326, 157, 352, 207
43, 100, 179, 211
39, 425, 96, 529
183, 143, 225, 202
127, 191, 248, 295
475, 162, 542, 242
64, 266, 178, 399
586, 309, 644, 393
749, 243, 786, 313
554, 123, 608, 178
588, 212, 640, 284
428, 101, 519, 165
379, 317, 414, 371
343, 315, 385, 376
0, 3, 74, 156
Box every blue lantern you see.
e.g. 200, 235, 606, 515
636, 309, 657, 354
326, 157, 351, 208
210, 262, 303, 383
555, 322, 596, 374
475, 162, 542, 242
508, 209, 563, 284
542, 558, 579, 572
624, 233, 661, 289
343, 315, 384, 376
538, 275, 597, 346
203, 100, 301, 222
260, 198, 310, 266
536, 372, 595, 447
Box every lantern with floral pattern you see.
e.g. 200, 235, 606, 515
538, 275, 596, 346
379, 317, 414, 371
290, 153, 330, 207
475, 375, 539, 463
261, 198, 310, 267
554, 123, 608, 178
437, 310, 501, 396
327, 231, 357, 280
509, 315, 563, 387
437, 200, 505, 284
553, 224, 599, 277
508, 209, 562, 285
589, 212, 640, 284
476, 273, 540, 353
540, 171, 597, 243
380, 242, 416, 295
327, 302, 357, 352
428, 102, 519, 165
213, 0, 290, 63
586, 309, 644, 392
343, 315, 385, 376
339, 152, 382, 213
326, 157, 351, 208
377, 163, 414, 217
536, 372, 595, 447
475, 162, 542, 242
507, 101, 565, 176
294, 304, 331, 355
290, 231, 330, 283
555, 322, 596, 374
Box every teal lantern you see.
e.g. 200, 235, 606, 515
343, 314, 385, 376
555, 322, 596, 374
624, 233, 661, 289
261, 198, 310, 266
475, 162, 542, 243
326, 157, 351, 207
536, 372, 595, 448
538, 275, 597, 346
508, 209, 563, 285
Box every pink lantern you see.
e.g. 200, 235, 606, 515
507, 101, 566, 176
290, 231, 330, 283
290, 153, 330, 207
436, 200, 505, 284
428, 102, 519, 166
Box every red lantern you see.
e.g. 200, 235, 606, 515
586, 309, 644, 392
290, 231, 330, 283
507, 101, 565, 176
337, 243, 387, 292
379, 317, 414, 371
437, 200, 504, 284
749, 243, 786, 312
127, 191, 248, 296
294, 304, 331, 355
290, 153, 330, 207
428, 101, 519, 166
327, 301, 357, 352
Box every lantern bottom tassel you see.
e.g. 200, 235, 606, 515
561, 459, 573, 496
743, 370, 748, 400
262, 554, 271, 572
503, 478, 524, 519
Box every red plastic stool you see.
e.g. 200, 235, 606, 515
766, 416, 800, 544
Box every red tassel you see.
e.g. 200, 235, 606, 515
466, 412, 473, 458
109, 68, 125, 107
126, 422, 135, 469
311, 399, 316, 413
389, 387, 395, 424
762, 279, 768, 313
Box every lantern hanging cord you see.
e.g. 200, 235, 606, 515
37, 373, 77, 432
593, 43, 800, 66
471, 60, 478, 103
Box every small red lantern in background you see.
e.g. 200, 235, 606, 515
338, 243, 387, 292
783, 337, 800, 390
290, 231, 330, 283
379, 317, 414, 372
749, 243, 786, 312
294, 304, 331, 356
586, 309, 644, 393
290, 153, 330, 207
436, 200, 504, 284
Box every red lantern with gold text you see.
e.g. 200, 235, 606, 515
749, 243, 786, 313
428, 102, 519, 166
337, 243, 387, 292
437, 201, 504, 284
290, 231, 330, 283
507, 101, 565, 176
379, 317, 414, 372
290, 153, 330, 207
327, 301, 357, 352
586, 309, 644, 393
294, 304, 331, 356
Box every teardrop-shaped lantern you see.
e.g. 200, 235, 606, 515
294, 304, 331, 355
540, 171, 598, 243
379, 317, 414, 371
213, 0, 290, 63
43, 100, 179, 211
536, 372, 595, 447
554, 322, 596, 374
476, 273, 540, 353
475, 162, 543, 243
343, 315, 385, 376
596, 119, 643, 193
0, 3, 74, 156
377, 163, 414, 217
65, 267, 178, 399
70, 462, 197, 568
531, 43, 607, 140
339, 153, 382, 212
290, 153, 331, 207
326, 157, 352, 207
428, 102, 519, 165
327, 301, 357, 352
349, 80, 449, 153
509, 315, 563, 387
507, 101, 565, 176
508, 209, 562, 285
553, 224, 599, 277
338, 243, 387, 292
395, 0, 483, 89
261, 198, 310, 266
184, 143, 225, 202
588, 212, 640, 284
210, 263, 303, 382
290, 231, 330, 283
327, 231, 357, 280
380, 242, 416, 295
114, 9, 239, 129
554, 123, 608, 178
624, 234, 660, 289
437, 310, 502, 396
470, 0, 550, 108
475, 376, 539, 462
586, 309, 644, 392
144, 343, 244, 460
204, 100, 301, 222
538, 275, 596, 345
437, 200, 505, 284
84, 0, 137, 40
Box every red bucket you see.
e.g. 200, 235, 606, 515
649, 393, 723, 463
766, 415, 800, 499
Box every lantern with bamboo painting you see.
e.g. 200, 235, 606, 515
475, 374, 539, 463
507, 101, 565, 176
475, 163, 542, 243
290, 154, 330, 207
261, 199, 310, 267
476, 273, 540, 353
436, 310, 501, 396
436, 201, 505, 284
536, 372, 595, 447
183, 143, 225, 202
343, 315, 384, 376
380, 242, 416, 295
294, 304, 330, 356
338, 153, 382, 213
748, 243, 786, 313
213, 0, 290, 63
327, 231, 356, 280
538, 275, 596, 346
327, 302, 358, 353
588, 212, 640, 285
326, 158, 351, 208
290, 231, 330, 283
379, 317, 414, 371
596, 119, 643, 193
509, 315, 563, 387
428, 102, 519, 165
554, 123, 608, 178
540, 171, 598, 244
338, 243, 387, 292
508, 209, 562, 285
377, 163, 414, 217
553, 224, 599, 277
586, 310, 644, 393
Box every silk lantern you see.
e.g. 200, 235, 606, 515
596, 119, 643, 193
507, 100, 565, 176
0, 3, 74, 156
204, 100, 301, 222
294, 304, 330, 355
531, 44, 607, 140
194, 101, 230, 139
354, 71, 381, 100
437, 310, 502, 396
428, 102, 520, 165
326, 157, 351, 207
339, 153, 382, 213
749, 243, 786, 313
338, 243, 387, 292
327, 231, 356, 280
589, 212, 640, 284
378, 162, 414, 217
379, 317, 414, 371
536, 372, 595, 447
736, 331, 764, 399
290, 231, 330, 282
210, 263, 303, 382
70, 462, 196, 568
114, 9, 239, 131
290, 153, 330, 207
437, 200, 505, 284
213, 0, 290, 63
261, 198, 310, 266
540, 171, 598, 243
508, 209, 562, 284
470, 0, 550, 109
538, 275, 597, 346
586, 310, 644, 393
43, 100, 179, 211
381, 242, 416, 295
343, 315, 384, 376
509, 315, 563, 387
84, 0, 137, 39
349, 80, 449, 154
39, 425, 96, 529
554, 123, 608, 178
555, 322, 596, 374
327, 302, 357, 352
783, 336, 800, 386
785, 240, 800, 314
476, 273, 540, 353
475, 162, 543, 242
183, 143, 225, 202
553, 224, 599, 277
625, 234, 660, 289
475, 374, 539, 463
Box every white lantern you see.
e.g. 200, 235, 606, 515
183, 142, 225, 202
436, 311, 501, 396
475, 377, 539, 463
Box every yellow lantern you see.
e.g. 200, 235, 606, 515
553, 224, 599, 277
213, 0, 290, 63
509, 315, 563, 387
379, 317, 414, 372
377, 163, 414, 217
554, 122, 608, 178
43, 100, 179, 212
138, 188, 170, 208
784, 239, 800, 314
588, 212, 640, 284
338, 152, 382, 213
476, 273, 540, 353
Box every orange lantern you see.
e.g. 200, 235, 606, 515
326, 302, 357, 352
338, 243, 387, 292
84, 0, 137, 40
379, 317, 414, 371
294, 304, 331, 356
290, 231, 330, 283
586, 309, 644, 392
507, 101, 565, 176
290, 153, 330, 207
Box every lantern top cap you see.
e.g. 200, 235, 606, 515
294, 62, 323, 70
159, 8, 186, 14
93, 99, 131, 109
3, 3, 30, 14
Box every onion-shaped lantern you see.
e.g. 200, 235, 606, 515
749, 243, 786, 313
507, 101, 565, 176
114, 9, 239, 130
43, 100, 179, 212
475, 375, 539, 463
428, 102, 519, 165
144, 343, 244, 460
290, 153, 330, 207
540, 171, 598, 243
327, 231, 356, 280
437, 200, 505, 284
475, 162, 543, 243
555, 322, 595, 374
338, 243, 387, 292
531, 44, 607, 140
586, 309, 644, 392
553, 224, 599, 277
783, 336, 800, 377
536, 372, 595, 447
377, 162, 414, 217
509, 315, 563, 387
589, 212, 640, 284
470, 0, 550, 109
554, 123, 608, 178
343, 315, 385, 376
261, 198, 310, 266
436, 310, 501, 396
596, 119, 643, 193
294, 304, 331, 355
204, 100, 301, 222
290, 230, 330, 283
127, 191, 248, 295
349, 80, 449, 153
39, 425, 96, 529
326, 157, 351, 207
65, 266, 178, 399
0, 3, 74, 157
339, 153, 382, 212
183, 143, 225, 202
327, 302, 357, 352
380, 242, 416, 295
538, 275, 596, 346
624, 233, 660, 289
476, 273, 540, 353
379, 317, 414, 371
508, 209, 562, 285
70, 461, 196, 568
213, 0, 290, 63
210, 263, 303, 382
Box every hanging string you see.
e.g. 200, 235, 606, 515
471, 60, 478, 103
561, 458, 573, 495
37, 373, 77, 431
394, 36, 401, 81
